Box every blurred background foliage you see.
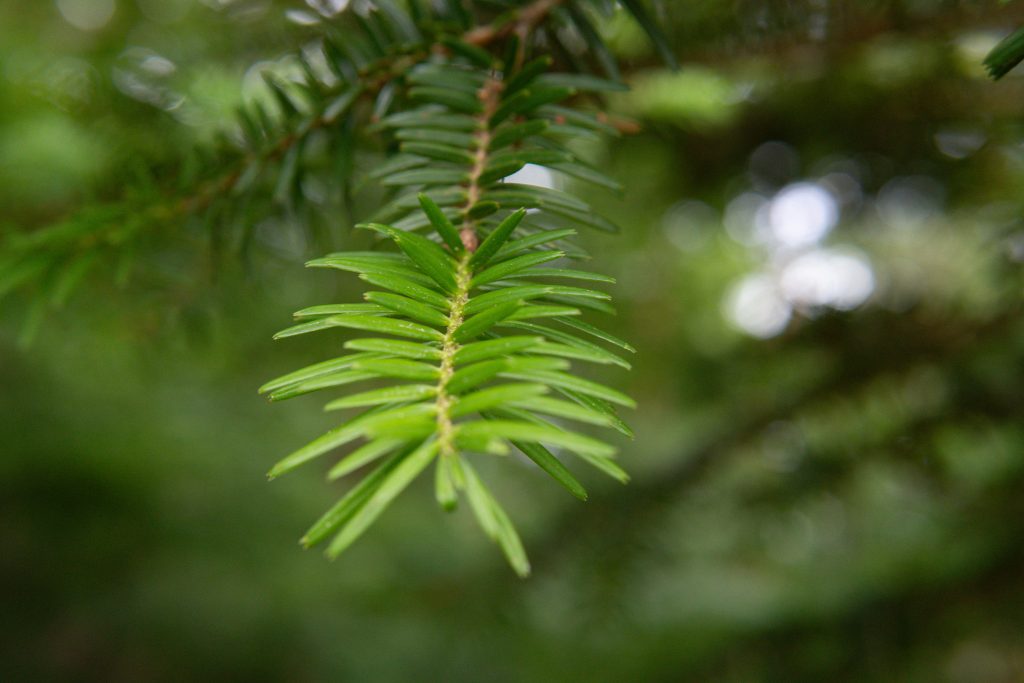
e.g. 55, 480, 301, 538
3, 0, 1024, 681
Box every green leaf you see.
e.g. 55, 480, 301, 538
512, 396, 617, 429
542, 292, 616, 315
550, 162, 623, 192
354, 12, 387, 57
497, 228, 577, 259
305, 314, 443, 341
303, 448, 409, 547
453, 336, 543, 364
532, 340, 630, 369
47, 253, 95, 309
470, 251, 564, 288
515, 267, 615, 284
505, 55, 554, 94
382, 167, 468, 187
985, 26, 1024, 80
327, 438, 406, 481
458, 419, 616, 457
395, 127, 476, 147
359, 273, 450, 310
538, 73, 628, 92
513, 440, 588, 501
268, 405, 434, 479
365, 291, 450, 327
486, 184, 590, 212
558, 388, 635, 439
393, 187, 466, 211
470, 209, 527, 267
308, 253, 438, 288
572, 450, 630, 485
344, 338, 443, 360
374, 81, 398, 121
267, 370, 378, 402
274, 139, 303, 205
465, 284, 609, 314
620, 0, 679, 70
492, 86, 573, 124
507, 305, 580, 321
262, 73, 300, 117
419, 193, 465, 253
491, 119, 549, 150
539, 105, 621, 136
409, 85, 483, 113
488, 149, 570, 167
502, 321, 631, 369
408, 64, 485, 93
542, 202, 621, 233
440, 37, 496, 69
503, 356, 570, 373
364, 416, 437, 441
501, 369, 635, 408
434, 456, 459, 512
325, 438, 440, 558
0, 255, 49, 302
352, 358, 440, 382
479, 159, 526, 186
293, 303, 389, 320
441, 0, 471, 28
401, 141, 475, 165
446, 359, 509, 395
322, 36, 357, 82
451, 383, 549, 417
454, 301, 521, 343
563, 3, 621, 79
366, 154, 428, 181
325, 384, 437, 411
323, 88, 361, 123
372, 0, 420, 42
259, 353, 380, 395
455, 432, 511, 455
556, 316, 636, 353
462, 461, 531, 577
360, 223, 458, 292
380, 111, 477, 131
467, 201, 500, 220
273, 316, 387, 340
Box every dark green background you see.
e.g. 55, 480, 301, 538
2, 1, 1023, 680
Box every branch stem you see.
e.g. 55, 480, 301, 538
460, 77, 505, 251
434, 252, 473, 459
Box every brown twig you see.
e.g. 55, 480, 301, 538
459, 78, 506, 251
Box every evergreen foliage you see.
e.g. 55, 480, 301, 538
1, 1, 677, 575
253, 2, 672, 575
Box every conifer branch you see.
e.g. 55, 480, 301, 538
3, 0, 685, 574
261, 43, 647, 573
0, 0, 599, 315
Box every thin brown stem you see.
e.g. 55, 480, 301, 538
459, 78, 505, 252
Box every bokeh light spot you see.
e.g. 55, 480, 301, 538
768, 182, 838, 248
780, 247, 875, 310
56, 0, 115, 31
726, 273, 792, 338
